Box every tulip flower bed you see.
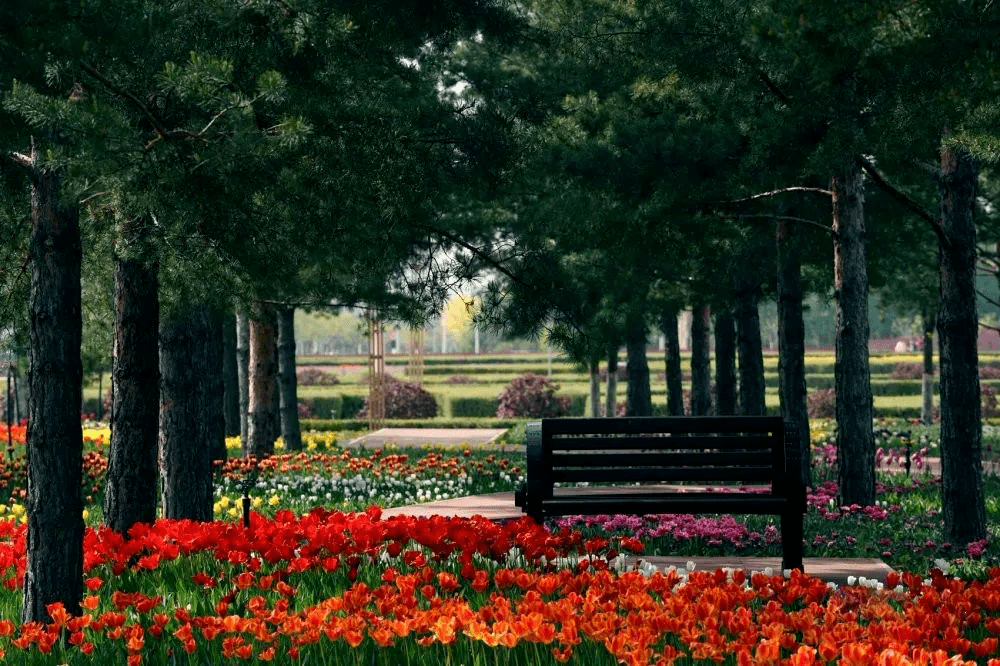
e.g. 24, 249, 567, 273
213, 447, 524, 518
0, 418, 998, 663
0, 509, 999, 665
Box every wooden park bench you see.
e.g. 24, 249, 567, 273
513, 415, 806, 572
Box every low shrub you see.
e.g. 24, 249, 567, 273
984, 384, 1000, 419
890, 363, 924, 380
808, 388, 836, 419
297, 367, 340, 386
358, 376, 438, 419
981, 365, 1000, 380
496, 373, 571, 418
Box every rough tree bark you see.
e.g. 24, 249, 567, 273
937, 144, 985, 546
159, 305, 218, 521
921, 308, 936, 426
713, 309, 737, 416
625, 315, 652, 416
277, 305, 302, 451
832, 163, 875, 506
222, 312, 241, 439
662, 309, 685, 416
104, 218, 159, 535
236, 311, 250, 451
605, 344, 618, 417
204, 313, 226, 463
22, 158, 84, 624
690, 304, 712, 416
777, 219, 812, 487
247, 301, 279, 456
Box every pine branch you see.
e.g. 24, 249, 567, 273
975, 287, 1000, 310
757, 71, 792, 107
855, 155, 948, 248
980, 320, 1000, 334
271, 0, 297, 16
79, 191, 108, 207
80, 62, 170, 141
720, 186, 832, 205
416, 222, 589, 340
735, 214, 834, 235
10, 152, 32, 168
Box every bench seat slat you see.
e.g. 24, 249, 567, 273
541, 416, 784, 436
533, 494, 790, 515
550, 467, 775, 484
549, 434, 778, 450
550, 451, 774, 468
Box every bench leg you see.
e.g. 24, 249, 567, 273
780, 511, 804, 573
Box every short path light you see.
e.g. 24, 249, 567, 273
238, 466, 259, 530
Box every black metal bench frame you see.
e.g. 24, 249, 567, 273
514, 416, 806, 571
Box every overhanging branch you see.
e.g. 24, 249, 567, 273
720, 186, 832, 206
735, 214, 834, 235
11, 152, 32, 168
855, 155, 948, 248
416, 222, 589, 340
80, 62, 170, 143
976, 288, 1000, 310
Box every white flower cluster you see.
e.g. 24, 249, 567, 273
218, 467, 481, 511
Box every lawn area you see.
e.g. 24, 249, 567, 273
0, 420, 998, 664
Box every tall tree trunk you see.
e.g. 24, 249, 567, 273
277, 305, 301, 451
236, 311, 250, 451
662, 309, 685, 416
588, 360, 600, 417
104, 221, 159, 535
605, 344, 618, 417
204, 312, 226, 463
713, 309, 737, 416
222, 312, 241, 438
922, 308, 936, 426
735, 279, 766, 416
777, 219, 812, 487
247, 301, 279, 456
938, 144, 985, 546
832, 163, 875, 506
22, 159, 83, 624
625, 315, 652, 416
690, 304, 712, 416
159, 305, 216, 522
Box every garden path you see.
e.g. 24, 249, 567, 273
347, 428, 515, 450
380, 491, 895, 586
363, 427, 898, 585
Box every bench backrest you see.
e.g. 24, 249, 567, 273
526, 416, 799, 500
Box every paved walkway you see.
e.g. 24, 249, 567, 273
358, 427, 916, 585
381, 491, 894, 586
348, 428, 514, 450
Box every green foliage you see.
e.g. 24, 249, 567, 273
448, 397, 498, 418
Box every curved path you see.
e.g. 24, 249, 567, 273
357, 427, 894, 585
347, 427, 515, 450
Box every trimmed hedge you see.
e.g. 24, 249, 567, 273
449, 397, 498, 418
300, 417, 523, 432
301, 395, 366, 419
